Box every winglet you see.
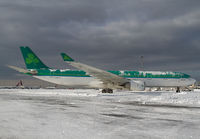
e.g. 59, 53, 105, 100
60, 53, 74, 62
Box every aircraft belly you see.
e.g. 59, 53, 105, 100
33, 76, 195, 89
33, 76, 104, 88
133, 78, 195, 87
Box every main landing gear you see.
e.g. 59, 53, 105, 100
102, 88, 113, 93
176, 87, 180, 93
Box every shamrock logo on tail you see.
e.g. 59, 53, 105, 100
25, 53, 39, 64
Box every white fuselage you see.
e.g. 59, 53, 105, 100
34, 76, 196, 89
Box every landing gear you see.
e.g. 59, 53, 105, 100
102, 88, 113, 93
176, 87, 180, 93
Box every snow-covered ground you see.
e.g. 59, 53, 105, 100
0, 89, 200, 139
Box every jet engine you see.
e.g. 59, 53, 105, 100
124, 80, 145, 91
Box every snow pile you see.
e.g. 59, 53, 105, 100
153, 91, 200, 105
0, 89, 200, 138
1, 89, 200, 106
107, 90, 200, 106
1, 89, 99, 97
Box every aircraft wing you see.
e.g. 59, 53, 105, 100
60, 53, 129, 88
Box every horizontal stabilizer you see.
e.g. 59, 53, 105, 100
8, 65, 37, 75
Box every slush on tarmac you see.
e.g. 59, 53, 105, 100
0, 89, 200, 139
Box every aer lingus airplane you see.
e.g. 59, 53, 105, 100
9, 46, 196, 93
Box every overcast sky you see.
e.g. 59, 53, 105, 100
1, 0, 200, 79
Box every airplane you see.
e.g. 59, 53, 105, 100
8, 46, 196, 93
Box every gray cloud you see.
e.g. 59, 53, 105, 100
0, 0, 200, 79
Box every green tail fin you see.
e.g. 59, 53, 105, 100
20, 46, 49, 69
60, 53, 74, 61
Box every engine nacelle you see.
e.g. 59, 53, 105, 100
125, 80, 145, 91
